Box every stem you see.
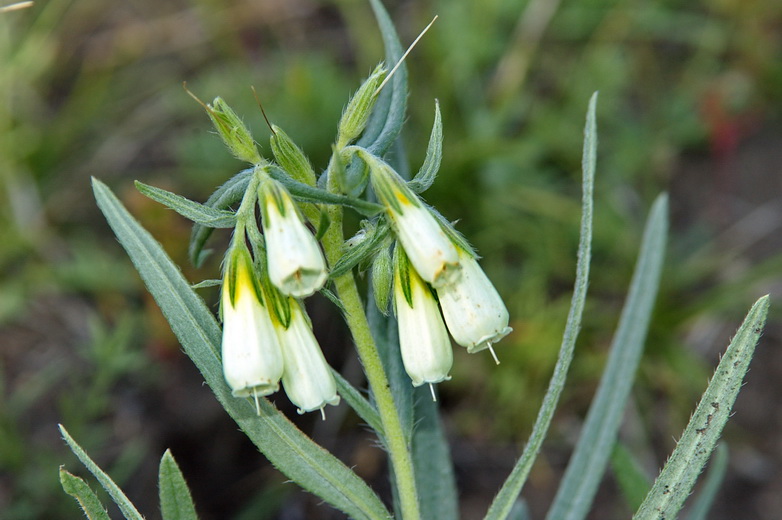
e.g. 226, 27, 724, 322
321, 181, 420, 520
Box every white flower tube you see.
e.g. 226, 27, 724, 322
365, 153, 460, 288
276, 300, 340, 417
259, 179, 327, 298
221, 248, 284, 398
394, 248, 453, 387
436, 249, 512, 357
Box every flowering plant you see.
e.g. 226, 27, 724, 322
58, 1, 768, 519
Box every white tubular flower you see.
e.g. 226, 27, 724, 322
436, 249, 512, 360
366, 153, 460, 288
276, 300, 340, 417
394, 247, 453, 389
221, 247, 284, 399
259, 178, 327, 298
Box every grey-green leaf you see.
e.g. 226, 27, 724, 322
408, 101, 442, 194
412, 388, 458, 520
189, 168, 253, 266
332, 369, 384, 436
633, 297, 768, 520
136, 181, 237, 228
60, 425, 144, 520
59, 467, 111, 520
684, 444, 729, 520
545, 193, 668, 520
159, 449, 199, 520
484, 91, 597, 520
611, 442, 652, 511
92, 178, 390, 520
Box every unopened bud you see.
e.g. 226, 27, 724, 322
337, 64, 387, 148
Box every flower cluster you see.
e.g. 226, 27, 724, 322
220, 173, 339, 418
368, 154, 512, 393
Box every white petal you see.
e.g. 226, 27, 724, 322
262, 183, 328, 298
391, 202, 460, 288
395, 266, 453, 386
221, 278, 284, 397
437, 252, 512, 353
277, 303, 340, 414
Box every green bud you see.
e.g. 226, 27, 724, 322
270, 125, 316, 186
207, 97, 261, 164
337, 64, 387, 148
371, 244, 393, 315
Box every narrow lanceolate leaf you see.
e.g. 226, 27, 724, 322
485, 92, 598, 520
412, 388, 458, 520
611, 442, 652, 511
92, 178, 390, 520
360, 0, 407, 156
159, 450, 199, 520
59, 467, 111, 520
634, 297, 768, 520
332, 369, 384, 436
685, 445, 729, 520
136, 181, 237, 228
408, 101, 442, 194
59, 425, 144, 520
189, 168, 253, 266
545, 193, 668, 520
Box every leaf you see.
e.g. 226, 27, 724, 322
408, 101, 443, 194
484, 92, 597, 520
189, 168, 253, 266
59, 467, 111, 520
332, 369, 384, 436
545, 193, 669, 520
684, 444, 729, 520
60, 425, 144, 520
268, 164, 383, 216
159, 450, 199, 520
359, 0, 407, 156
92, 178, 390, 520
633, 296, 768, 520
411, 388, 458, 520
611, 442, 652, 512
136, 181, 236, 228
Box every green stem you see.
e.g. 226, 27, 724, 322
321, 182, 420, 520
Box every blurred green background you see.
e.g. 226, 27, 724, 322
2, 0, 782, 518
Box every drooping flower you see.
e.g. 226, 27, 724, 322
221, 245, 284, 399
364, 152, 460, 288
259, 178, 328, 298
275, 298, 340, 417
394, 245, 453, 390
436, 248, 512, 360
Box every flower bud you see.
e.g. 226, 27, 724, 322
207, 97, 262, 164
276, 300, 340, 416
394, 246, 453, 387
365, 152, 460, 288
371, 244, 393, 315
337, 64, 387, 148
436, 249, 512, 357
259, 178, 328, 297
221, 246, 284, 398
270, 125, 317, 186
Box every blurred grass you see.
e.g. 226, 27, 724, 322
1, 0, 781, 518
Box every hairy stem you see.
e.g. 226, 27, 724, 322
321, 176, 420, 520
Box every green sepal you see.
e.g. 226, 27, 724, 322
428, 204, 477, 258
337, 63, 387, 149
314, 207, 331, 241
206, 97, 261, 164
392, 243, 413, 308
371, 244, 393, 315
135, 181, 237, 228
330, 219, 391, 279
258, 177, 289, 222
59, 467, 111, 520
189, 168, 252, 267
191, 279, 221, 290
159, 450, 199, 520
408, 101, 442, 194
268, 164, 382, 216
262, 276, 292, 329
270, 125, 317, 186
